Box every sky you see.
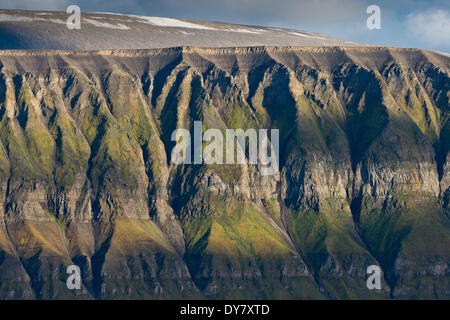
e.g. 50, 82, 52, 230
0, 0, 449, 52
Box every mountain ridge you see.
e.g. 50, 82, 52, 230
0, 9, 372, 50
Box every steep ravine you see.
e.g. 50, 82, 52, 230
0, 47, 448, 299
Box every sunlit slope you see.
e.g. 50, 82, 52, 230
0, 47, 448, 299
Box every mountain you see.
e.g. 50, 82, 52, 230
0, 10, 449, 300
0, 9, 369, 50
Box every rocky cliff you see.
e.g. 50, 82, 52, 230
0, 46, 448, 299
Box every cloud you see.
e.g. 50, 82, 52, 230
405, 9, 450, 47
0, 0, 69, 11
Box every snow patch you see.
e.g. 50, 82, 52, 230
131, 15, 217, 30
0, 13, 34, 22
224, 28, 262, 34
45, 18, 66, 25
288, 31, 324, 40
0, 13, 128, 30
0, 13, 66, 24
83, 18, 130, 30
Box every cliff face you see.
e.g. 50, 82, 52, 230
0, 47, 448, 299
